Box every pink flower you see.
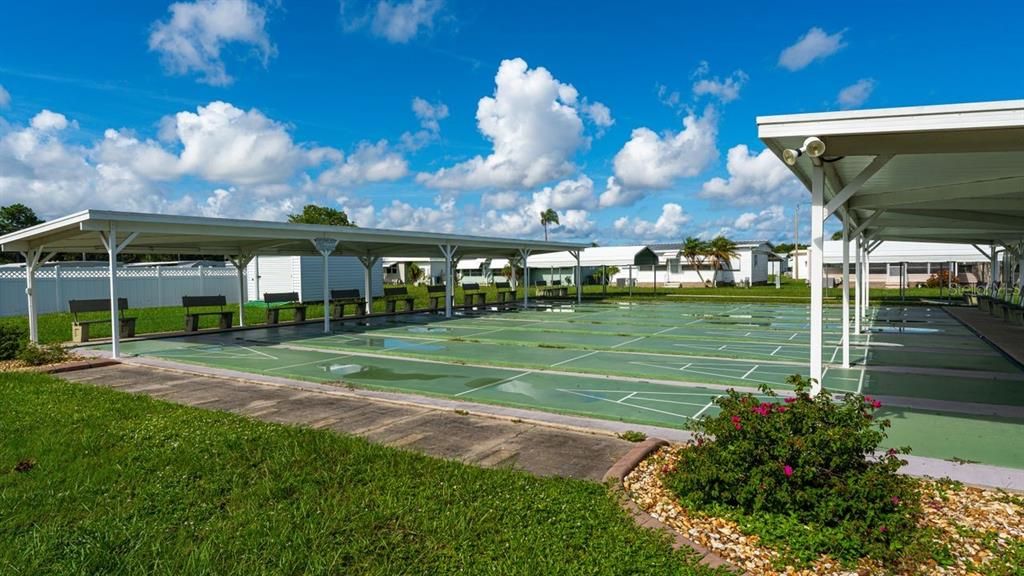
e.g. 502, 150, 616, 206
734, 423, 742, 430
783, 464, 793, 477
879, 525, 888, 533
752, 402, 772, 416
871, 399, 883, 409
775, 405, 788, 413
891, 496, 900, 505
784, 397, 797, 404
886, 448, 898, 457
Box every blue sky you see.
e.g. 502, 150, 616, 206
1, 1, 1022, 244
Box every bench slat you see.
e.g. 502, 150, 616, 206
264, 292, 300, 304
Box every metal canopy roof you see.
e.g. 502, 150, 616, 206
526, 246, 660, 268
0, 210, 586, 259
758, 99, 1024, 245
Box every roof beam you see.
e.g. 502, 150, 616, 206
824, 154, 892, 219
848, 176, 1024, 210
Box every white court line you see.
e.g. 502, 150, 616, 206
238, 345, 279, 360
691, 397, 720, 420
455, 371, 532, 397
627, 396, 709, 408
770, 345, 782, 356
652, 326, 676, 335
829, 344, 840, 364
718, 344, 728, 350
568, 389, 715, 396
744, 332, 752, 337
461, 327, 506, 338
549, 350, 599, 367
742, 365, 759, 380
560, 389, 689, 419
856, 332, 872, 394
612, 336, 646, 349
617, 392, 638, 403
266, 354, 352, 373
789, 332, 799, 340
685, 319, 703, 325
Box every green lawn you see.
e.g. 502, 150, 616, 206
0, 373, 716, 576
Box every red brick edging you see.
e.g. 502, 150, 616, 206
604, 438, 746, 574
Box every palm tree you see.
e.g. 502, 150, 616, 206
679, 236, 709, 285
539, 209, 559, 241
707, 236, 739, 288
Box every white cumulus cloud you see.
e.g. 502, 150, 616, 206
342, 0, 443, 43
613, 203, 689, 241
149, 0, 275, 86
837, 78, 875, 109
401, 96, 449, 150
612, 107, 718, 189
778, 27, 846, 71
417, 58, 590, 190
700, 144, 804, 206
0, 85, 10, 108
692, 69, 748, 103
317, 140, 409, 187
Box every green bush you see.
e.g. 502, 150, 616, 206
664, 375, 926, 564
0, 324, 27, 360
17, 342, 70, 366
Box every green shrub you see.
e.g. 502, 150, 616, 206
0, 324, 27, 360
617, 430, 647, 442
664, 375, 926, 564
17, 342, 70, 366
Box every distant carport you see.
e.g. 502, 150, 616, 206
0, 210, 586, 358
527, 246, 660, 296
759, 100, 1024, 392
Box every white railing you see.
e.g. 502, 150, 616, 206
0, 266, 239, 317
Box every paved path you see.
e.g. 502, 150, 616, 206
58, 363, 633, 482
945, 305, 1024, 366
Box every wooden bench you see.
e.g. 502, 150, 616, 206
384, 286, 416, 313
461, 283, 486, 307
331, 289, 366, 318
427, 285, 449, 310
264, 292, 307, 324
69, 298, 136, 343
495, 281, 515, 304
182, 295, 234, 332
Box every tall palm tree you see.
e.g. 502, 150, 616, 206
539, 209, 559, 241
679, 236, 709, 285
707, 236, 739, 288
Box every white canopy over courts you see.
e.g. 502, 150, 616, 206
759, 99, 1024, 393
0, 210, 587, 358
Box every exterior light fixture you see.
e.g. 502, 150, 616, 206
783, 136, 827, 166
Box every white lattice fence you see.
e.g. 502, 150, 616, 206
0, 266, 239, 317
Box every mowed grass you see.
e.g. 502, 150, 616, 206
0, 373, 717, 576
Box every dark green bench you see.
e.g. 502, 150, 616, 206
495, 281, 515, 304
462, 283, 486, 307
182, 295, 234, 332
331, 289, 366, 318
427, 285, 449, 310
69, 298, 136, 343
384, 286, 415, 313
264, 292, 307, 324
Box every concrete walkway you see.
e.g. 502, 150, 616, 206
946, 305, 1024, 366
57, 363, 634, 482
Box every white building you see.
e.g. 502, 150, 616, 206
788, 241, 993, 288
526, 246, 660, 286
624, 241, 773, 287
248, 255, 384, 302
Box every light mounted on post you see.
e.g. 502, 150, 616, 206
783, 136, 826, 166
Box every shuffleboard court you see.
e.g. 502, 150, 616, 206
93, 301, 1024, 434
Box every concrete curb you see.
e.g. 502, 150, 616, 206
603, 438, 746, 574
29, 359, 121, 374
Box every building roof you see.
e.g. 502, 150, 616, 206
526, 246, 659, 268
0, 210, 586, 260
821, 240, 991, 264
758, 99, 1024, 245
647, 240, 771, 252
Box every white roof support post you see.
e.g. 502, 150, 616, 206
313, 239, 339, 334
519, 248, 532, 308
854, 235, 862, 334
98, 227, 138, 359
20, 247, 59, 343
570, 250, 582, 304
438, 244, 457, 318
824, 154, 893, 219
864, 244, 871, 321
358, 255, 379, 316
841, 217, 851, 368
227, 254, 254, 327
809, 162, 825, 395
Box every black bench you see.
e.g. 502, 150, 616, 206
384, 286, 416, 313
264, 292, 307, 324
461, 283, 486, 307
331, 289, 367, 318
495, 281, 515, 304
182, 295, 234, 332
536, 279, 567, 298
69, 298, 136, 343
997, 298, 1024, 325
427, 285, 449, 310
